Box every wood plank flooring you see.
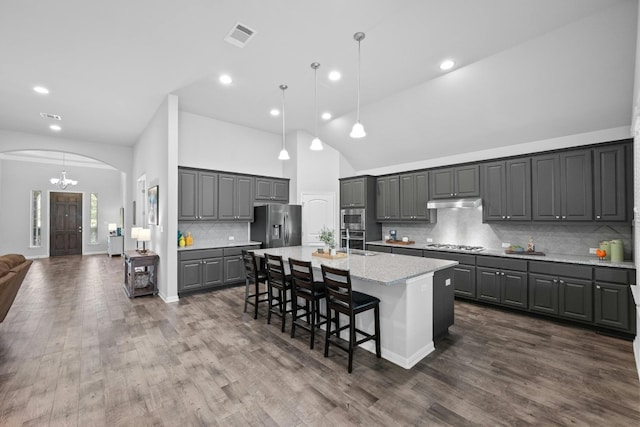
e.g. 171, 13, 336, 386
0, 254, 638, 426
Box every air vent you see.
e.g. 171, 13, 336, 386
40, 113, 62, 121
224, 22, 256, 48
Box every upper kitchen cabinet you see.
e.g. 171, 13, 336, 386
255, 177, 289, 203
340, 177, 366, 208
594, 144, 627, 222
399, 171, 431, 221
218, 174, 254, 221
531, 149, 592, 221
430, 165, 480, 199
482, 158, 531, 222
376, 175, 400, 221
178, 168, 218, 221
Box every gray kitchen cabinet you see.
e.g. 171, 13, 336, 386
529, 261, 593, 320
424, 250, 476, 299
178, 249, 224, 293
594, 144, 627, 222
531, 149, 592, 221
255, 177, 289, 203
482, 158, 531, 221
594, 267, 634, 332
223, 246, 258, 284
391, 247, 423, 257
433, 267, 455, 341
218, 174, 254, 221
476, 257, 528, 309
178, 168, 218, 221
340, 178, 366, 208
376, 175, 400, 221
558, 277, 593, 322
430, 165, 479, 199
399, 171, 430, 221
366, 244, 392, 253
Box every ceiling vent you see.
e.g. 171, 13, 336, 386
40, 113, 62, 120
224, 22, 256, 48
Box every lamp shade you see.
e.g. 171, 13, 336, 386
350, 122, 366, 138
130, 227, 141, 239
137, 228, 151, 242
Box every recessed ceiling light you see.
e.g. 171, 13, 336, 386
33, 86, 49, 94
321, 112, 332, 120
219, 74, 233, 85
328, 71, 341, 81
270, 109, 280, 116
49, 124, 61, 131
440, 60, 455, 70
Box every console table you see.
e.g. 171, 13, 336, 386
123, 250, 159, 298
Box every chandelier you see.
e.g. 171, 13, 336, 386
50, 153, 78, 189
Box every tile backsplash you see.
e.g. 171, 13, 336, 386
382, 207, 633, 260
178, 222, 249, 243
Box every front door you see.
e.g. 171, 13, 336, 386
50, 192, 82, 256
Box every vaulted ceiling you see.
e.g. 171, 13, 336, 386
0, 0, 635, 171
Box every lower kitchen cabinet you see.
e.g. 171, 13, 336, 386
424, 250, 476, 298
179, 249, 224, 293
476, 264, 527, 309
366, 244, 392, 253
391, 247, 423, 257
594, 282, 629, 331
559, 278, 592, 322
178, 245, 259, 295
529, 274, 559, 315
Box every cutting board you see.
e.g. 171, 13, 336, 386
386, 239, 416, 245
312, 251, 347, 259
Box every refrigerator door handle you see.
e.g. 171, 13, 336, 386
283, 212, 288, 246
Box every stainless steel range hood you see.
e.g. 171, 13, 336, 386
427, 198, 482, 209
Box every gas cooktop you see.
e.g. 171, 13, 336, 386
424, 243, 485, 252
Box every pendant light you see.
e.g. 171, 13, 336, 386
278, 84, 290, 160
350, 32, 366, 139
310, 62, 323, 150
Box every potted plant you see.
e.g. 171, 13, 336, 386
318, 226, 335, 254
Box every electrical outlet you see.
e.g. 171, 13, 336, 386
589, 247, 597, 254
501, 242, 511, 248
427, 238, 433, 243
228, 236, 235, 241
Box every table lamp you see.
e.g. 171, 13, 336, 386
131, 227, 142, 250
108, 223, 117, 236
137, 228, 151, 254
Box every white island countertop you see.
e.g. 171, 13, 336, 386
251, 246, 457, 286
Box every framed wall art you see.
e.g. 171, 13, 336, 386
148, 185, 159, 225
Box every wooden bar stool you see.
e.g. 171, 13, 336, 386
265, 253, 293, 332
321, 264, 381, 373
242, 250, 268, 319
288, 258, 327, 349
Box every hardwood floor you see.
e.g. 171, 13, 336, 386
0, 254, 638, 426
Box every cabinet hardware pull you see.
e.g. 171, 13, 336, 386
506, 216, 511, 219
495, 271, 500, 275
562, 216, 566, 219
596, 285, 600, 289
555, 216, 560, 219
596, 215, 601, 219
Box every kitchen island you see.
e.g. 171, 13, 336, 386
251, 246, 457, 369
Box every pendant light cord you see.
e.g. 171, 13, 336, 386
314, 66, 319, 137
356, 38, 361, 122
281, 85, 286, 150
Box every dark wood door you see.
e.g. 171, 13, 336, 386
178, 169, 198, 221
560, 149, 592, 221
453, 265, 476, 298
482, 161, 506, 221
199, 172, 218, 220
558, 277, 593, 322
529, 273, 559, 315
454, 165, 480, 197
594, 144, 626, 221
532, 154, 561, 220
594, 281, 630, 331
505, 158, 531, 220
476, 267, 501, 303
501, 270, 528, 308
50, 192, 82, 256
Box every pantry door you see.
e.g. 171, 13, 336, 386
301, 193, 335, 246
50, 192, 83, 256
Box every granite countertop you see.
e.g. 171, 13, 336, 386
367, 240, 635, 269
177, 240, 262, 251
251, 246, 457, 286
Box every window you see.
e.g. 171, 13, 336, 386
90, 193, 98, 244
30, 190, 42, 247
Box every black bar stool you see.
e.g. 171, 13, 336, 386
242, 250, 268, 319
288, 258, 327, 349
265, 253, 293, 332
321, 264, 381, 373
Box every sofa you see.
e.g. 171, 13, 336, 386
0, 254, 32, 323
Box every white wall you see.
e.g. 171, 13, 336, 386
0, 158, 122, 257
133, 95, 179, 302
178, 111, 283, 177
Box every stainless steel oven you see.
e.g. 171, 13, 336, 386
340, 208, 365, 231
341, 229, 365, 250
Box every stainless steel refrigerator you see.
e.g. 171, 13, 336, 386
250, 204, 302, 248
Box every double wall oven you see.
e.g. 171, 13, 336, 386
340, 208, 366, 250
